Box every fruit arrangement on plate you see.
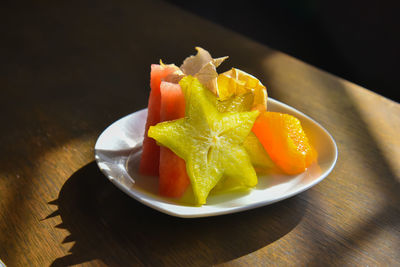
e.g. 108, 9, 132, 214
139, 47, 317, 205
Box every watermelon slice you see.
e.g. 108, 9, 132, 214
159, 81, 190, 197
139, 64, 179, 175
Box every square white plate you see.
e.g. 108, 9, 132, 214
95, 98, 337, 218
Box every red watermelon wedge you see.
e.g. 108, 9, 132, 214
139, 64, 178, 175
159, 81, 190, 197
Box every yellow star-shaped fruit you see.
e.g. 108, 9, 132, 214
148, 76, 259, 205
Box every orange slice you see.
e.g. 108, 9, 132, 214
252, 112, 316, 174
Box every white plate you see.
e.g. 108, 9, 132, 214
95, 98, 337, 218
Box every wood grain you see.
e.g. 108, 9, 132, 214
0, 0, 399, 266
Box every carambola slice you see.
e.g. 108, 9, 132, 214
148, 76, 259, 205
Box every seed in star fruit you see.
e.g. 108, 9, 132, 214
148, 76, 259, 205
252, 111, 317, 175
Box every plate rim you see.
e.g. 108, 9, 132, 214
94, 97, 338, 218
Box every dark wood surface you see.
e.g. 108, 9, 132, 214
1, 1, 399, 266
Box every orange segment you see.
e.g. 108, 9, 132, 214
252, 112, 317, 174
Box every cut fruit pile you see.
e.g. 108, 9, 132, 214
139, 47, 317, 205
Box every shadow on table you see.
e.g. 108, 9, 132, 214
49, 161, 306, 266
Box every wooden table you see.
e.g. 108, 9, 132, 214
1, 1, 399, 266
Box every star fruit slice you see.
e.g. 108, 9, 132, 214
148, 76, 259, 205
208, 90, 275, 175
